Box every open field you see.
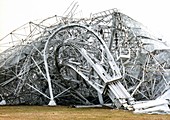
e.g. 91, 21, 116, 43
0, 106, 170, 120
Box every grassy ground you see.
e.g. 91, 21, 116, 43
0, 106, 170, 120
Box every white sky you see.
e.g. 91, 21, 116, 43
0, 0, 170, 45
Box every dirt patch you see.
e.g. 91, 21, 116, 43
0, 106, 170, 120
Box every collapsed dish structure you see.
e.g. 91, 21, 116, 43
0, 7, 170, 114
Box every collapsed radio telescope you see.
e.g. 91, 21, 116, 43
0, 4, 170, 114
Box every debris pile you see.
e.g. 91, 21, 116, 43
0, 7, 170, 114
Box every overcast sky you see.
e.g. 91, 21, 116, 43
0, 0, 170, 45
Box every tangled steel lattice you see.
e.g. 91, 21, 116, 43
0, 7, 170, 114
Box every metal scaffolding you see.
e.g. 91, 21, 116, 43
0, 7, 170, 114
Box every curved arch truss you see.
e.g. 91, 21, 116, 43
0, 9, 170, 114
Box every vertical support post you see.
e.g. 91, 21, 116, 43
43, 51, 56, 106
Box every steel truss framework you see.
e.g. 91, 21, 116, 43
0, 8, 170, 114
